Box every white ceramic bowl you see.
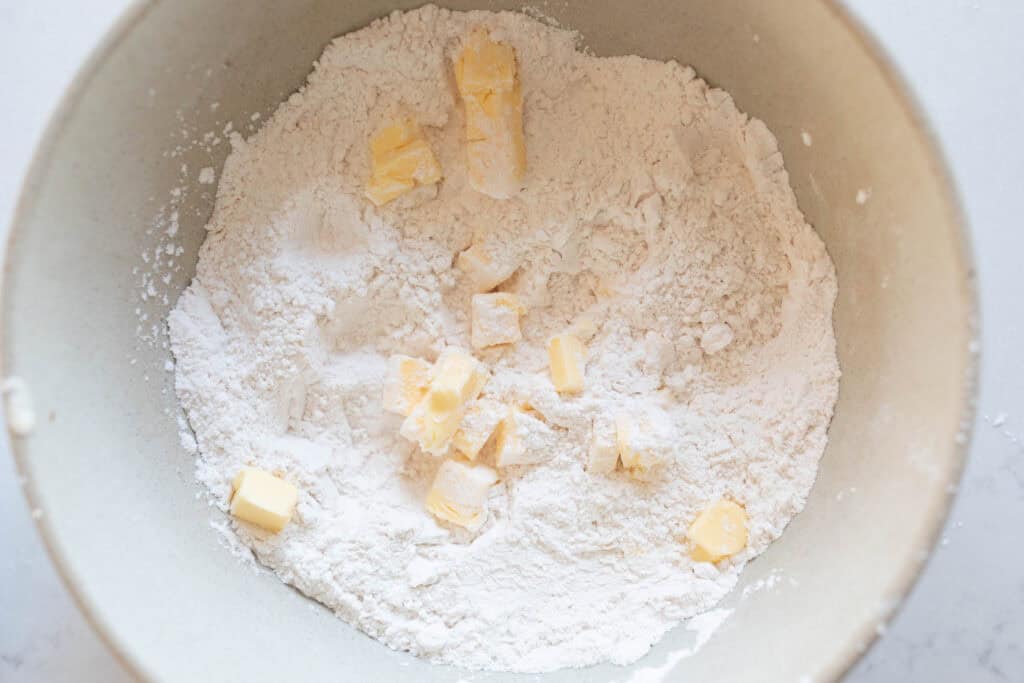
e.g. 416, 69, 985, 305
4, 1, 977, 681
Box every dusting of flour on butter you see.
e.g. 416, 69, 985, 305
168, 6, 839, 673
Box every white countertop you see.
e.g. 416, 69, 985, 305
1, 1, 1022, 681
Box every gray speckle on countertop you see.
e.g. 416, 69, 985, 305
1, 1, 1023, 681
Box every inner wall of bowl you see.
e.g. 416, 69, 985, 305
4, 0, 972, 681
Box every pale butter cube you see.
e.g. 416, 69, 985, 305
452, 398, 504, 460
687, 499, 748, 563
454, 30, 525, 199
464, 88, 526, 199
701, 322, 734, 355
400, 348, 489, 456
382, 354, 431, 416
425, 459, 499, 529
365, 117, 442, 206
548, 334, 585, 393
587, 416, 619, 474
401, 398, 465, 456
457, 242, 518, 292
594, 279, 617, 300
230, 467, 298, 533
615, 414, 669, 477
493, 406, 554, 467
471, 293, 524, 349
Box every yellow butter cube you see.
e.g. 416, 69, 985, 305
457, 242, 518, 292
425, 459, 499, 529
687, 499, 748, 563
230, 467, 298, 533
382, 354, 431, 416
365, 117, 442, 206
548, 334, 585, 393
454, 30, 526, 199
370, 118, 423, 156
400, 348, 490, 455
428, 347, 490, 412
471, 292, 524, 349
365, 175, 416, 206
452, 399, 504, 460
463, 96, 491, 144
587, 417, 619, 474
455, 30, 517, 97
373, 139, 442, 185
615, 414, 668, 477
370, 118, 419, 157
401, 402, 464, 456
493, 406, 554, 467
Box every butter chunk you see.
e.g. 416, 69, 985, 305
230, 467, 298, 533
493, 406, 554, 467
428, 347, 490, 412
452, 398, 504, 460
365, 117, 442, 206
464, 89, 526, 199
374, 139, 442, 185
425, 459, 499, 529
587, 416, 619, 474
365, 175, 416, 206
382, 354, 431, 416
455, 31, 516, 97
687, 499, 748, 563
400, 348, 489, 455
615, 414, 669, 477
471, 293, 524, 349
454, 30, 526, 199
548, 334, 585, 393
457, 242, 518, 292
370, 117, 418, 156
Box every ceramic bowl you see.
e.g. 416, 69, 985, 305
4, 1, 976, 681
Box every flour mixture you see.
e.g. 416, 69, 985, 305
168, 6, 840, 673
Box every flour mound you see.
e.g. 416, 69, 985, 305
169, 6, 839, 673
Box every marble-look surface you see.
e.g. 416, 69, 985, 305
1, 1, 1022, 681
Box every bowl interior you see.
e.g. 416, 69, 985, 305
4, 1, 974, 681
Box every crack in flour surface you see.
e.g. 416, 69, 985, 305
168, 6, 839, 673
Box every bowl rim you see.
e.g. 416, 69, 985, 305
1, 1, 980, 681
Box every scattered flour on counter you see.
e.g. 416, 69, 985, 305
167, 6, 839, 673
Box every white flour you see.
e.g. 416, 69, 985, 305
168, 6, 839, 673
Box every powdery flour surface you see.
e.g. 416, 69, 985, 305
168, 6, 840, 673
